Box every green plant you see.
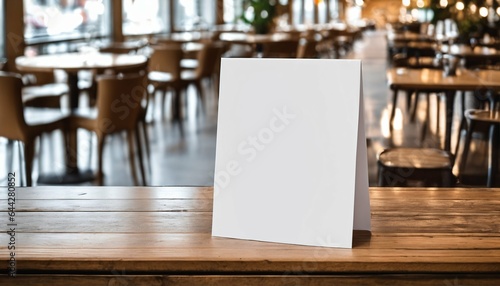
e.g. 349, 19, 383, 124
241, 0, 277, 34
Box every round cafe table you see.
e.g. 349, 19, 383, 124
16, 52, 148, 184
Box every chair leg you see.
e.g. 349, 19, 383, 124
38, 134, 45, 176
405, 90, 413, 112
390, 89, 398, 131
172, 87, 182, 121
195, 80, 205, 115
378, 166, 405, 187
140, 120, 151, 170
149, 89, 156, 120
134, 127, 147, 186
161, 89, 167, 119
410, 91, 420, 123
4, 140, 16, 183
87, 131, 94, 170
420, 93, 431, 143
16, 141, 25, 186
436, 95, 441, 134
126, 130, 140, 186
96, 134, 106, 186
442, 169, 455, 187
213, 74, 220, 98
377, 165, 386, 187
454, 116, 466, 163
23, 139, 35, 187
459, 120, 474, 178
487, 124, 499, 187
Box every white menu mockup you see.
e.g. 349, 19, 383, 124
212, 58, 371, 248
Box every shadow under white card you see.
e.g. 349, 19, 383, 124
212, 58, 371, 248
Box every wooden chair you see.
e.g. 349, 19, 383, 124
81, 43, 147, 108
380, 59, 461, 187
261, 39, 300, 58
147, 45, 184, 119
180, 42, 225, 109
69, 73, 148, 186
0, 72, 68, 186
118, 64, 152, 175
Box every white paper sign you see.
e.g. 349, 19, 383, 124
212, 58, 370, 248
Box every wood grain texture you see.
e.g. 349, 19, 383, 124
1, 186, 500, 284
2, 274, 500, 286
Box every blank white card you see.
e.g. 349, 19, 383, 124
212, 58, 370, 248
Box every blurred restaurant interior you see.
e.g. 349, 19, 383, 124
0, 0, 499, 187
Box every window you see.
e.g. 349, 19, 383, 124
317, 0, 327, 24
24, 0, 111, 44
292, 0, 304, 25
174, 0, 215, 31
223, 0, 244, 24
122, 0, 168, 35
329, 0, 339, 20
292, 0, 339, 25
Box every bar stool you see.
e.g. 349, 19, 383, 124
459, 91, 500, 187
379, 66, 462, 187
377, 147, 456, 187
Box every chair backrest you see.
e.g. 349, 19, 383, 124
0, 72, 29, 141
262, 39, 300, 58
95, 73, 147, 134
195, 42, 225, 78
115, 67, 150, 117
148, 45, 183, 79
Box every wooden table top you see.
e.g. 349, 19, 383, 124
441, 44, 500, 58
387, 67, 500, 91
1, 186, 500, 285
15, 52, 148, 73
219, 32, 293, 44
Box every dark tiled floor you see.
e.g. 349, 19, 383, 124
0, 30, 493, 187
